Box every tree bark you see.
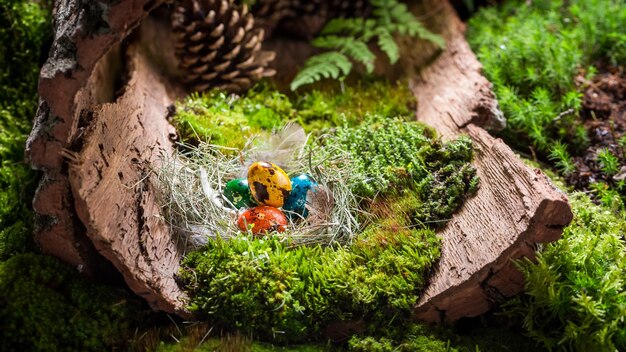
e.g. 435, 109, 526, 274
26, 0, 190, 315
26, 0, 572, 321
407, 0, 572, 322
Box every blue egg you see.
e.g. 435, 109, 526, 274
283, 174, 317, 218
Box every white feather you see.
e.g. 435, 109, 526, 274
244, 123, 308, 175
199, 167, 237, 217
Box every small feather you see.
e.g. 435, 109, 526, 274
246, 123, 308, 174
199, 167, 236, 216
304, 185, 335, 231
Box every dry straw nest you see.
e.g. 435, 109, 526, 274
156, 124, 363, 249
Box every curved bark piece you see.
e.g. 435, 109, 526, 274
68, 43, 186, 315
27, 0, 167, 272
25, 0, 191, 314
408, 0, 573, 322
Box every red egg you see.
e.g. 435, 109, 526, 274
237, 206, 288, 235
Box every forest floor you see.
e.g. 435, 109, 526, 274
568, 66, 626, 189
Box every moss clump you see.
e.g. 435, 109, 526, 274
0, 253, 142, 352
179, 226, 440, 344
157, 333, 327, 352
468, 0, 626, 147
293, 80, 415, 132
467, 0, 626, 204
0, 0, 51, 260
173, 86, 295, 149
508, 193, 626, 351
347, 324, 454, 352
172, 80, 416, 147
0, 0, 50, 104
320, 116, 478, 224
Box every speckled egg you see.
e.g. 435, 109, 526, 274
237, 206, 288, 235
223, 178, 255, 209
247, 161, 292, 207
283, 174, 317, 218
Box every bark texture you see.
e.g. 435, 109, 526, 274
26, 0, 190, 315
68, 43, 185, 315
408, 0, 572, 322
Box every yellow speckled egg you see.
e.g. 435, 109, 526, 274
247, 161, 292, 207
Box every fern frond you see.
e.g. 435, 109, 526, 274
376, 30, 400, 64
312, 36, 376, 73
370, 0, 393, 27
290, 52, 353, 91
371, 0, 445, 48
290, 0, 446, 90
402, 21, 445, 48
321, 18, 375, 36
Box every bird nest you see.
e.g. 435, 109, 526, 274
156, 124, 362, 249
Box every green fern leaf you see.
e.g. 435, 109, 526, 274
290, 52, 353, 91
371, 0, 445, 48
312, 36, 376, 73
401, 21, 445, 48
370, 0, 393, 27
321, 18, 370, 35
290, 0, 446, 89
376, 30, 400, 64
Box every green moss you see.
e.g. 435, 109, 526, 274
294, 80, 415, 131
0, 253, 142, 352
0, 0, 51, 260
467, 0, 626, 201
174, 84, 298, 148
346, 321, 540, 352
318, 116, 478, 224
158, 335, 327, 352
508, 193, 626, 351
172, 80, 416, 146
348, 326, 454, 352
0, 0, 50, 105
179, 224, 441, 344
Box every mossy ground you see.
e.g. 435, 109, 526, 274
469, 1, 626, 350
0, 254, 144, 351
0, 0, 49, 260
172, 79, 415, 148
508, 193, 626, 351
468, 0, 626, 208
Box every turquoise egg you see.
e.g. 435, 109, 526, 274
283, 174, 317, 218
224, 178, 255, 209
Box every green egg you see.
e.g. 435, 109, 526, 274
224, 178, 255, 209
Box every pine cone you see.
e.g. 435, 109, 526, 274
171, 0, 276, 93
